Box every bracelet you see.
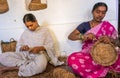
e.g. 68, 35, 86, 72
79, 34, 84, 40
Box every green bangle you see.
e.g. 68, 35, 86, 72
79, 34, 83, 40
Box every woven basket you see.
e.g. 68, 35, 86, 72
0, 0, 9, 14
51, 68, 76, 78
1, 38, 17, 52
29, 3, 47, 10
28, 0, 47, 11
91, 42, 118, 66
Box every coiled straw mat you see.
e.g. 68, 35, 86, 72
91, 41, 118, 66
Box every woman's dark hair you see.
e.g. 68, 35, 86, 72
23, 13, 36, 23
92, 2, 108, 12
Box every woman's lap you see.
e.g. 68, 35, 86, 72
67, 52, 117, 78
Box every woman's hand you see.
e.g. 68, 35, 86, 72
29, 46, 46, 54
20, 45, 29, 51
99, 35, 111, 43
83, 33, 97, 41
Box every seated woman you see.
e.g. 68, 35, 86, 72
0, 13, 64, 77
67, 2, 120, 78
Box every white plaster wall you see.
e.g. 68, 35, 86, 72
0, 0, 118, 56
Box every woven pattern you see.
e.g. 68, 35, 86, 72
91, 42, 118, 66
29, 0, 47, 11
1, 38, 17, 52
51, 68, 76, 78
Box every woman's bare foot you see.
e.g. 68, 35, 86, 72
0, 66, 19, 73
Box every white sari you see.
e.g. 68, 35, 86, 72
0, 26, 63, 76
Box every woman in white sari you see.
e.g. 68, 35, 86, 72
0, 13, 64, 77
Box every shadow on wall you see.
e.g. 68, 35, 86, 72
47, 22, 83, 56
41, 21, 61, 57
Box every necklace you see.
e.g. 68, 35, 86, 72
90, 20, 101, 28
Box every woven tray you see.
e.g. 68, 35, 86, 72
91, 42, 118, 66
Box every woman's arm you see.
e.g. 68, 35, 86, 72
68, 29, 81, 40
29, 46, 46, 54
68, 29, 96, 41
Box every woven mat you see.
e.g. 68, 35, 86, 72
0, 56, 119, 78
